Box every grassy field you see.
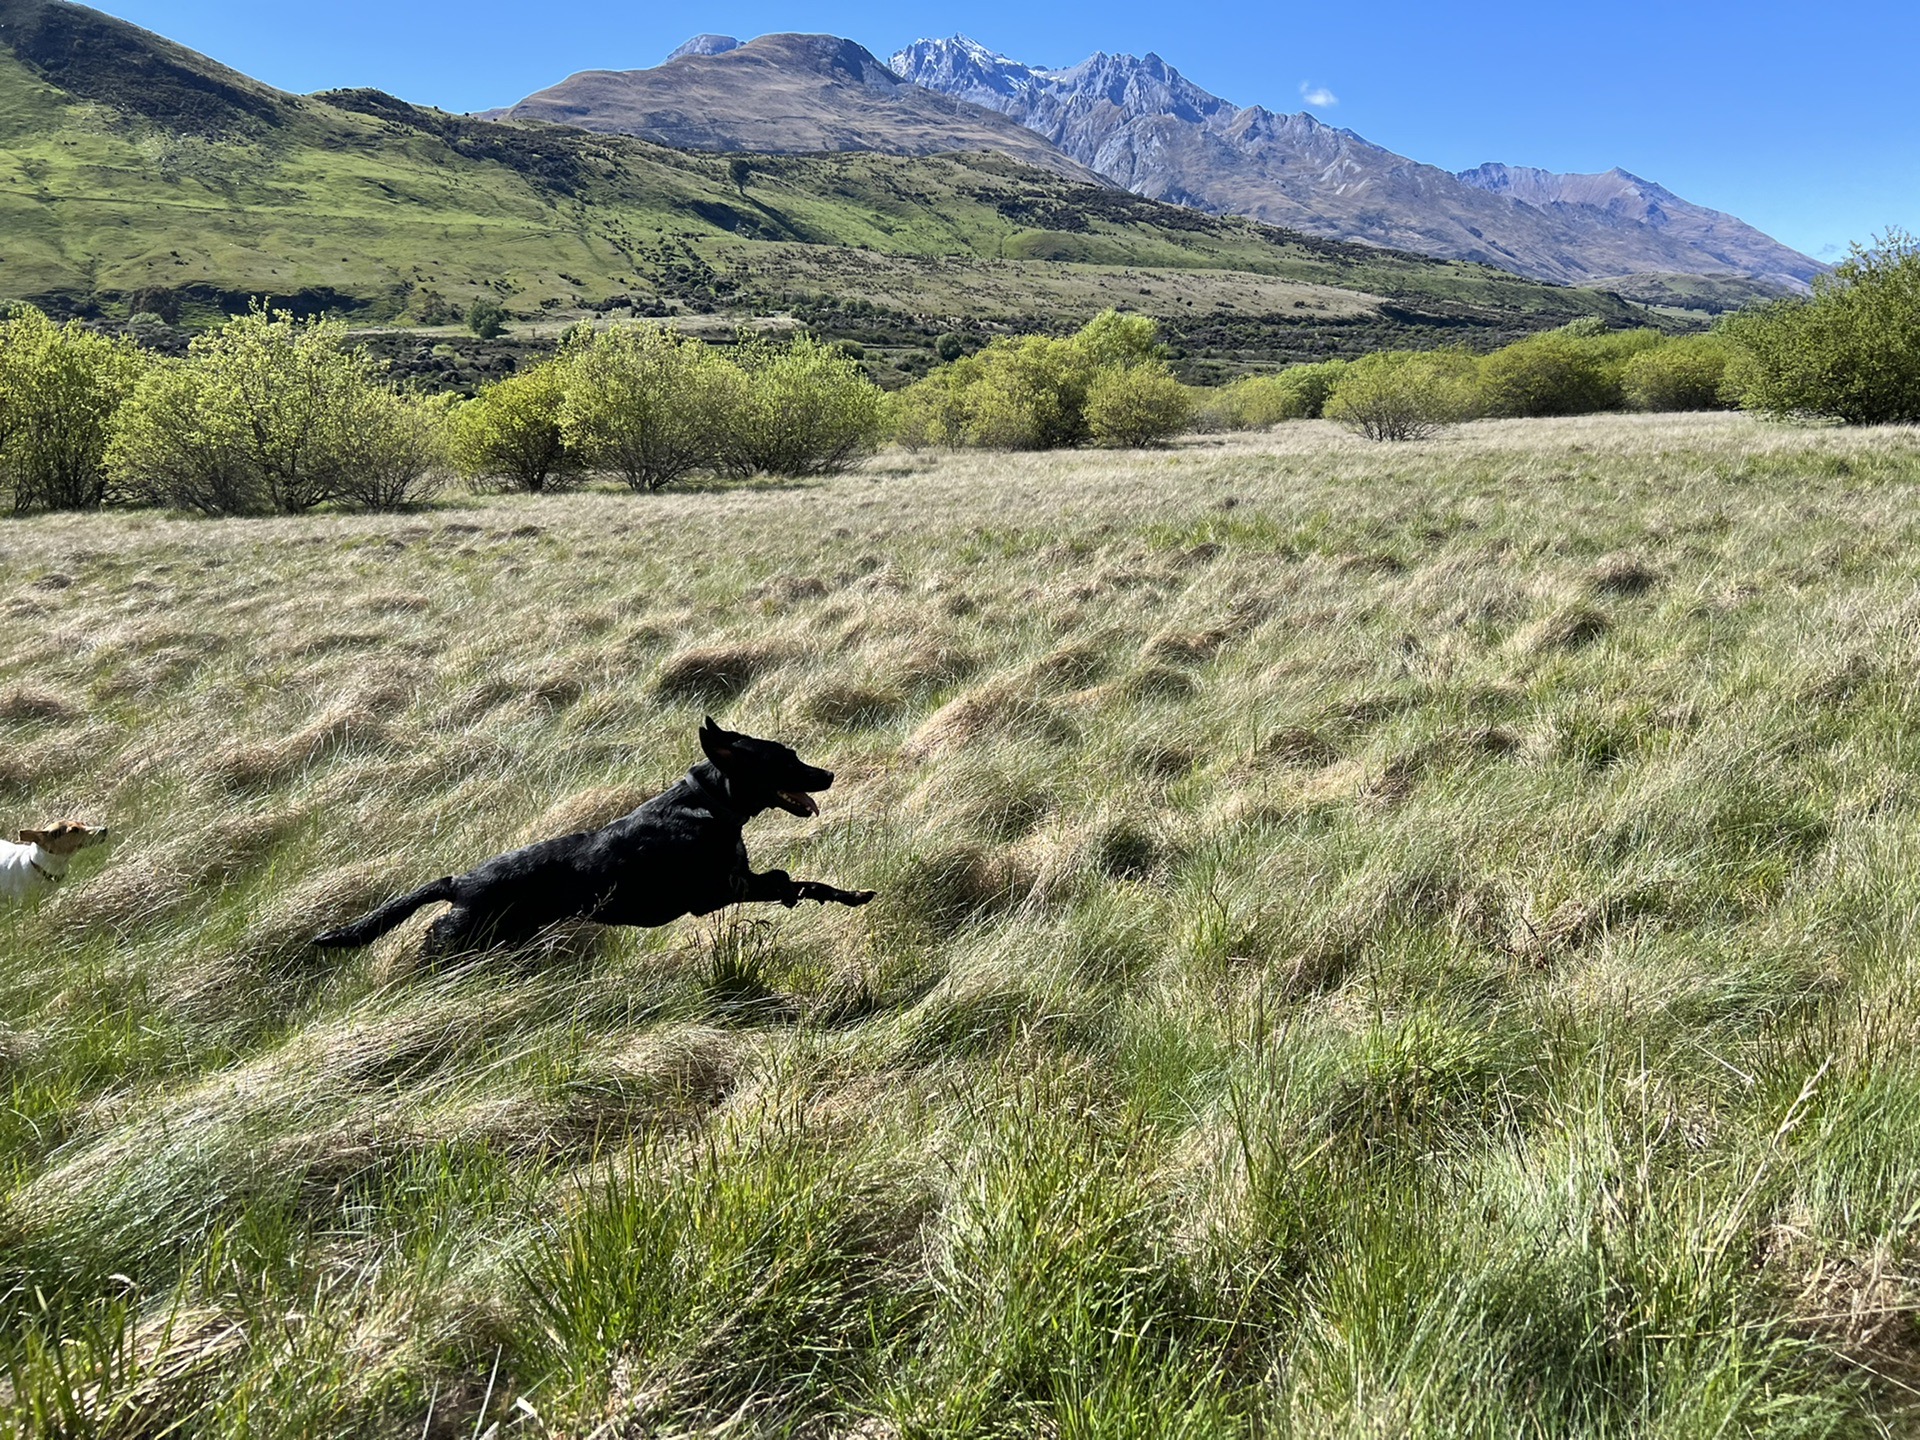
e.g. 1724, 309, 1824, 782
4, 414, 1920, 1436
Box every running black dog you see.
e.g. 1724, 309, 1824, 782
314, 718, 875, 954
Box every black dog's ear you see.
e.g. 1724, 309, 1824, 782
699, 717, 736, 766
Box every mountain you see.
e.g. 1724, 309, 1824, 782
0, 0, 1659, 381
890, 36, 1822, 296
1450, 163, 1810, 294
482, 33, 1101, 183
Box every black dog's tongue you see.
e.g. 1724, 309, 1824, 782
779, 791, 821, 817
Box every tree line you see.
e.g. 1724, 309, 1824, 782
0, 305, 892, 515
1235, 231, 1920, 442
0, 232, 1914, 514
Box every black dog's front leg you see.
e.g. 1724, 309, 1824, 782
791, 879, 877, 907
739, 869, 875, 909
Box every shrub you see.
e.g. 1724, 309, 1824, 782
106, 305, 398, 515
466, 297, 509, 340
1073, 309, 1163, 369
451, 361, 583, 493
725, 335, 887, 477
1085, 361, 1194, 447
1325, 350, 1479, 441
1479, 332, 1615, 418
962, 334, 1097, 450
1719, 232, 1920, 424
0, 306, 147, 512
892, 312, 1172, 451
1620, 337, 1736, 412
1207, 360, 1348, 429
329, 391, 453, 510
935, 332, 966, 363
559, 325, 744, 490
891, 361, 974, 450
1476, 323, 1666, 418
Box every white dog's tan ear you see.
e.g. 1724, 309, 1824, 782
17, 829, 46, 845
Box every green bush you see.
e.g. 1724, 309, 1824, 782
1479, 333, 1607, 418
962, 335, 1097, 450
559, 325, 744, 490
1620, 337, 1736, 412
329, 390, 453, 510
0, 306, 147, 512
466, 297, 509, 341
1478, 323, 1663, 418
726, 334, 888, 477
892, 311, 1183, 451
106, 305, 406, 515
1325, 350, 1479, 441
1073, 309, 1163, 369
1206, 360, 1349, 429
1085, 361, 1194, 447
451, 361, 583, 493
890, 361, 974, 451
1720, 232, 1920, 424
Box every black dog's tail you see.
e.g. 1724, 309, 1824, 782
314, 878, 456, 949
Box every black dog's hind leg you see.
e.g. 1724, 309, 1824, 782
424, 905, 501, 958
740, 869, 876, 909
426, 901, 563, 957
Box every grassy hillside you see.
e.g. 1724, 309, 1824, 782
0, 0, 1659, 366
1599, 271, 1801, 316
5, 415, 1920, 1432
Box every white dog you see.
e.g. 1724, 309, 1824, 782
1, 821, 110, 902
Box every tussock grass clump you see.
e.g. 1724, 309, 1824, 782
802, 681, 905, 728
885, 842, 1035, 935
906, 682, 1071, 759
4, 414, 1920, 1433
651, 643, 785, 704
0, 684, 81, 723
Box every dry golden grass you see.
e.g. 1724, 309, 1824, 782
4, 413, 1920, 1435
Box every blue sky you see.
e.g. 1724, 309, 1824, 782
105, 0, 1916, 262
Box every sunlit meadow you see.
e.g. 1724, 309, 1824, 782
4, 413, 1920, 1436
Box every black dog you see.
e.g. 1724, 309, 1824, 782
314, 718, 875, 954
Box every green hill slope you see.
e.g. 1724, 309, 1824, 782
0, 0, 1655, 362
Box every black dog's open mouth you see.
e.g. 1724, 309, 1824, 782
776, 791, 821, 817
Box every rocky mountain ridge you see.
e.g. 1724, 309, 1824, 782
888, 36, 1821, 293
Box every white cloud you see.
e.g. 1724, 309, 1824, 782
1299, 82, 1338, 108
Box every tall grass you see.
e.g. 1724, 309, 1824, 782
2, 414, 1919, 1435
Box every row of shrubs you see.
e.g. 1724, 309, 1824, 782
1197, 324, 1742, 441
0, 304, 1196, 513
1205, 231, 1920, 441
2, 234, 1914, 511
0, 304, 891, 515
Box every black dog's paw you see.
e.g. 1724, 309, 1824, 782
843, 889, 877, 907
